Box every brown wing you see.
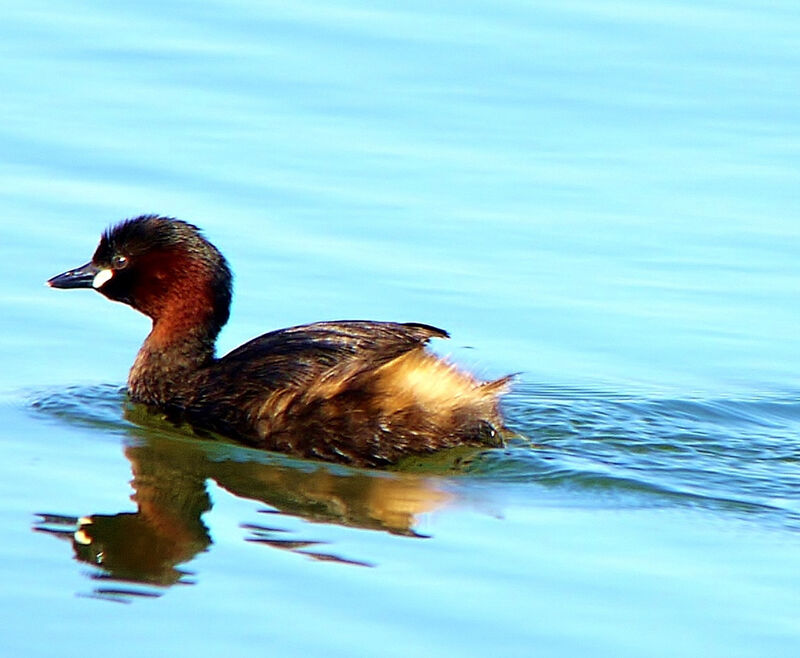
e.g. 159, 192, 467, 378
184, 321, 449, 429
181, 320, 508, 465
216, 320, 449, 389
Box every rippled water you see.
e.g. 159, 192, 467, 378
1, 1, 799, 656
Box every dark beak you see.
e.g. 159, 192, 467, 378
47, 262, 100, 289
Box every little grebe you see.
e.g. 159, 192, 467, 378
48, 215, 511, 466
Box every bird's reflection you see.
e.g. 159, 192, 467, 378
34, 412, 456, 599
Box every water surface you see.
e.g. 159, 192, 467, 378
1, 1, 799, 656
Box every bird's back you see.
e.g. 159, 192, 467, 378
183, 321, 510, 466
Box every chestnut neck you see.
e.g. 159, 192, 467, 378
126, 257, 229, 404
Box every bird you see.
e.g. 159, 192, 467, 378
48, 215, 511, 466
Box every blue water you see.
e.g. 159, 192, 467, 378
1, 1, 799, 656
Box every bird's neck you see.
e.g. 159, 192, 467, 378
128, 305, 220, 405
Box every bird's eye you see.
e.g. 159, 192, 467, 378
111, 254, 129, 270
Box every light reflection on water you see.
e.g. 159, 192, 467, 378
1, 0, 800, 655
26, 380, 800, 604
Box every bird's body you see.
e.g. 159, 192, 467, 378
48, 215, 510, 466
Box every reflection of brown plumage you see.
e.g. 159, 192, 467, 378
125, 435, 452, 536
40, 432, 454, 590
48, 215, 511, 466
